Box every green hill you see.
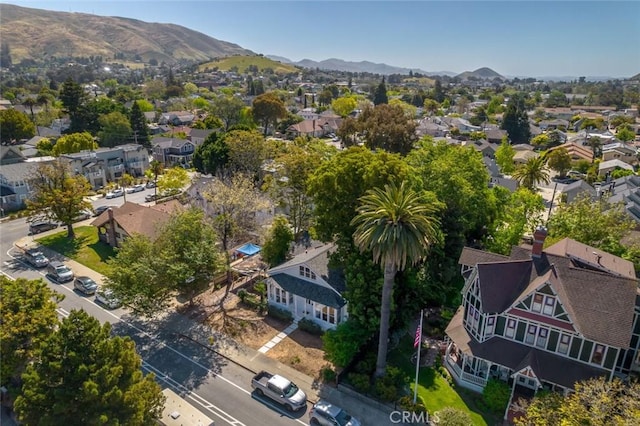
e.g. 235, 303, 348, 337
199, 55, 298, 74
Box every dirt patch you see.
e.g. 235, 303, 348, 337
190, 283, 334, 380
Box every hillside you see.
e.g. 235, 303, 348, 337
0, 4, 254, 63
456, 67, 505, 80
268, 56, 455, 76
199, 55, 298, 74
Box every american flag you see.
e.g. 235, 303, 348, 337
414, 323, 422, 348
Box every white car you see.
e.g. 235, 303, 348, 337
95, 288, 121, 309
125, 184, 145, 194
106, 188, 125, 199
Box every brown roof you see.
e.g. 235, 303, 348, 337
548, 142, 593, 162
446, 309, 609, 388
459, 239, 638, 348
90, 202, 178, 240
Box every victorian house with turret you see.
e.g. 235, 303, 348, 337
444, 227, 640, 413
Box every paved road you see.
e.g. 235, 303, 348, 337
1, 206, 311, 426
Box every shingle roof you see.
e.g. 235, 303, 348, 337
90, 201, 178, 240
270, 273, 346, 308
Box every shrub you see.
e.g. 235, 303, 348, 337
237, 289, 247, 302
298, 318, 324, 335
483, 378, 511, 414
434, 407, 473, 426
373, 366, 408, 402
267, 305, 293, 322
320, 365, 336, 383
397, 395, 427, 414
354, 351, 376, 375
347, 372, 370, 394
322, 319, 370, 368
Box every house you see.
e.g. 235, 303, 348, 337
298, 108, 320, 121
512, 145, 539, 164
598, 159, 634, 177
91, 200, 181, 248
547, 142, 593, 162
444, 228, 639, 416
0, 150, 55, 212
159, 111, 195, 126
266, 244, 348, 331
604, 175, 640, 223
443, 117, 482, 133
416, 118, 449, 138
601, 142, 637, 165
484, 128, 507, 144
558, 179, 596, 203
462, 140, 498, 158
189, 129, 215, 148
538, 119, 570, 131
151, 137, 195, 167
286, 118, 341, 139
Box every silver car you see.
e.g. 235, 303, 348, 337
74, 276, 99, 295
309, 400, 361, 426
95, 288, 121, 309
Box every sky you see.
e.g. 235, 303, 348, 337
2, 1, 639, 78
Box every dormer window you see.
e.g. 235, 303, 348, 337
506, 319, 516, 338
543, 296, 555, 316
525, 324, 537, 345
299, 266, 316, 280
532, 294, 543, 313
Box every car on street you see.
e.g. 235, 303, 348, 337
24, 248, 50, 268
145, 193, 158, 202
73, 209, 93, 222
74, 276, 99, 295
93, 205, 117, 217
106, 188, 125, 199
125, 184, 145, 194
145, 181, 156, 189
95, 288, 121, 309
251, 371, 307, 411
29, 221, 58, 235
309, 400, 361, 426
46, 261, 74, 283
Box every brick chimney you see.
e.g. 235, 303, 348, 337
107, 208, 118, 248
531, 226, 547, 258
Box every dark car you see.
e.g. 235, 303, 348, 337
74, 276, 99, 295
29, 221, 58, 235
145, 194, 158, 202
94, 205, 116, 217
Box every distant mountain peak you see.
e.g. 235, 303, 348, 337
456, 67, 505, 80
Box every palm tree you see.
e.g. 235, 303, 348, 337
119, 173, 134, 202
512, 156, 550, 191
351, 181, 441, 377
149, 160, 163, 198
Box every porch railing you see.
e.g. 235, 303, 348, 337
446, 355, 462, 377
462, 371, 487, 387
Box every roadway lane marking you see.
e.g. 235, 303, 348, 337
3, 251, 310, 425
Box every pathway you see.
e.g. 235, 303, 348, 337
257, 321, 298, 353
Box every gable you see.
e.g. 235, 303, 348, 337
271, 273, 346, 308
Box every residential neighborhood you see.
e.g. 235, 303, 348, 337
1, 3, 639, 426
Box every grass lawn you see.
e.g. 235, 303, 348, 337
36, 226, 115, 275
388, 336, 499, 426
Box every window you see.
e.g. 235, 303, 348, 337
467, 306, 475, 326
473, 310, 480, 332
532, 294, 543, 313
525, 324, 537, 345
543, 296, 556, 316
591, 344, 605, 365
506, 319, 516, 338
558, 334, 570, 354
536, 328, 548, 348
315, 306, 336, 324
486, 316, 495, 336
273, 287, 286, 304
299, 266, 316, 280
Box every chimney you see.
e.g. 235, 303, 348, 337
531, 226, 547, 258
107, 208, 118, 248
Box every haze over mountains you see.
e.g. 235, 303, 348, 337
0, 3, 631, 81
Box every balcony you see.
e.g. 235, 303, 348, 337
128, 161, 144, 168
85, 171, 102, 178
108, 164, 124, 172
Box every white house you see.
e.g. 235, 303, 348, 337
266, 244, 348, 330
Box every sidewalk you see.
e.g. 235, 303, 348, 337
15, 237, 397, 426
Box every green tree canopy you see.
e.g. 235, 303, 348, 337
224, 129, 268, 176
501, 93, 531, 144
357, 104, 418, 155
14, 310, 165, 425
157, 166, 189, 195
0, 108, 36, 143
373, 77, 388, 105
261, 215, 294, 267
98, 111, 133, 147
0, 276, 61, 392
192, 132, 229, 175
546, 147, 572, 177
512, 156, 550, 190
211, 95, 245, 131
616, 125, 636, 142
129, 100, 150, 147
26, 160, 92, 239
52, 131, 97, 156
331, 96, 358, 117
252, 92, 287, 135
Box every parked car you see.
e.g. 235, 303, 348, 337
46, 261, 74, 283
106, 188, 125, 199
309, 400, 361, 426
24, 248, 49, 268
95, 288, 121, 309
145, 194, 158, 202
251, 371, 307, 411
125, 184, 145, 194
94, 205, 117, 217
145, 181, 156, 189
29, 221, 58, 235
74, 276, 98, 295
73, 209, 93, 222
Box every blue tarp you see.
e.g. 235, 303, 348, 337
236, 243, 261, 256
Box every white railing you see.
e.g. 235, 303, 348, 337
128, 161, 143, 168
109, 164, 124, 171
462, 371, 487, 387
446, 355, 462, 377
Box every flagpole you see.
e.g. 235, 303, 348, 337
413, 309, 423, 404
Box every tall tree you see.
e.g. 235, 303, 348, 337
501, 93, 531, 144
192, 132, 229, 175
261, 215, 294, 267
157, 166, 189, 196
0, 276, 61, 394
145, 160, 164, 199
98, 111, 133, 147
331, 96, 358, 117
26, 160, 93, 239
351, 181, 441, 377
51, 131, 97, 156
373, 77, 388, 105
129, 100, 150, 147
59, 77, 89, 133
252, 92, 287, 135
224, 129, 268, 177
0, 109, 36, 143
119, 172, 135, 202
211, 95, 245, 131
512, 156, 550, 190
546, 148, 572, 177
357, 104, 418, 155
14, 310, 165, 425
